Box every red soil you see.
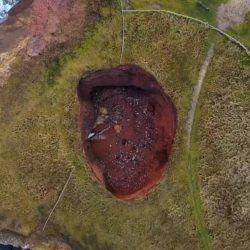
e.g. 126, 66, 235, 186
78, 65, 177, 201
27, 0, 86, 56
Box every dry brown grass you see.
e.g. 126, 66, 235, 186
193, 38, 250, 250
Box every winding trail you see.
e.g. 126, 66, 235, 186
186, 44, 215, 250
187, 44, 215, 149
121, 7, 217, 249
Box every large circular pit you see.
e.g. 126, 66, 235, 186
77, 65, 177, 201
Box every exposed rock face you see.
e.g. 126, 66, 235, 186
78, 65, 177, 201
0, 0, 33, 86
27, 0, 86, 56
26, 237, 72, 250
0, 231, 26, 249
0, 0, 87, 86
0, 230, 72, 250
0, 0, 33, 54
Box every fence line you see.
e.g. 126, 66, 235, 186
42, 167, 75, 232
123, 9, 250, 57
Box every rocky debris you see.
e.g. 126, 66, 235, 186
0, 231, 26, 249
0, 230, 72, 250
217, 0, 250, 30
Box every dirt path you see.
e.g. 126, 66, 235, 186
185, 44, 215, 250
185, 1, 250, 247
186, 0, 249, 149
186, 1, 250, 247
186, 44, 215, 150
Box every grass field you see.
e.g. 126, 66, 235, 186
49, 12, 213, 249
0, 0, 249, 249
129, 0, 226, 25
0, 7, 211, 249
192, 37, 250, 250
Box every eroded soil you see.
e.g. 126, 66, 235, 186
78, 65, 177, 201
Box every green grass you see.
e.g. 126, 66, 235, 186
0, 2, 249, 249
187, 154, 213, 250
48, 12, 212, 249
129, 0, 250, 51
129, 0, 226, 25
0, 7, 212, 249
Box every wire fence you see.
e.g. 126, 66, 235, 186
122, 9, 250, 57
42, 167, 75, 232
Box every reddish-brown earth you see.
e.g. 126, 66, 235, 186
0, 0, 33, 55
27, 0, 86, 57
78, 65, 177, 201
1, 0, 87, 56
